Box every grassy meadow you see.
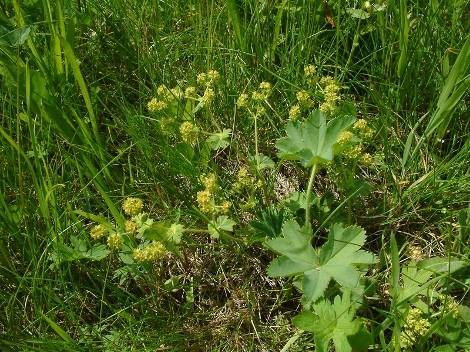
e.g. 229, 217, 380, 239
1, 0, 470, 351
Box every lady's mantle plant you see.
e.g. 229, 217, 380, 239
265, 109, 377, 351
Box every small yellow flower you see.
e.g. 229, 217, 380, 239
90, 224, 107, 240
296, 90, 311, 106
202, 173, 217, 193
407, 245, 424, 262
201, 88, 215, 104
220, 201, 231, 214
259, 81, 272, 91
256, 105, 266, 116
197, 190, 213, 213
251, 90, 265, 102
147, 98, 167, 112
320, 76, 336, 87
133, 241, 166, 262
122, 197, 143, 216
125, 220, 138, 234
353, 119, 368, 130
132, 248, 145, 262
185, 86, 197, 98
237, 93, 249, 108
360, 153, 374, 165
343, 144, 363, 160
238, 167, 249, 180
288, 104, 301, 121
319, 76, 341, 114
107, 232, 123, 250
170, 87, 183, 100
145, 241, 166, 260
197, 72, 208, 86
180, 121, 199, 144
438, 294, 459, 318
400, 308, 431, 349
337, 131, 353, 144
207, 69, 220, 84
157, 84, 167, 96
304, 64, 317, 77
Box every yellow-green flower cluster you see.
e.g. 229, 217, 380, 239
202, 173, 217, 193
201, 87, 215, 105
220, 201, 231, 214
125, 220, 138, 234
251, 90, 265, 102
337, 131, 353, 145
147, 84, 182, 113
90, 224, 107, 240
147, 97, 168, 113
133, 241, 166, 262
319, 76, 341, 114
236, 81, 272, 117
197, 69, 220, 87
353, 118, 374, 139
180, 121, 199, 144
184, 86, 197, 98
400, 308, 431, 349
231, 167, 254, 194
230, 167, 261, 211
288, 104, 301, 121
296, 90, 312, 107
196, 173, 230, 214
438, 294, 459, 318
107, 232, 123, 250
259, 81, 272, 91
237, 93, 249, 108
360, 152, 374, 165
407, 245, 424, 262
197, 173, 217, 213
122, 197, 143, 216
197, 189, 213, 213
251, 81, 273, 102
90, 224, 124, 250
304, 64, 317, 85
341, 142, 374, 166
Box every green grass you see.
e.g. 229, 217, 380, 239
1, 0, 470, 351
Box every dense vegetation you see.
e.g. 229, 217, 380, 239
1, 0, 470, 351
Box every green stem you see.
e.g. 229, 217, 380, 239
184, 228, 209, 234
305, 163, 318, 228
254, 113, 259, 170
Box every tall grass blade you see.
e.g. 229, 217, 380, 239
389, 233, 400, 301
226, 0, 244, 51
402, 35, 470, 166
397, 0, 409, 78
12, 0, 46, 73
40, 312, 75, 344
59, 36, 100, 144
271, 0, 288, 63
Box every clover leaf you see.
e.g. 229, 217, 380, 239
276, 110, 355, 168
266, 220, 376, 307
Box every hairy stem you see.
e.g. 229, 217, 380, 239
305, 163, 318, 228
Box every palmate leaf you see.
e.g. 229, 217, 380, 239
293, 290, 362, 352
276, 110, 355, 168
206, 128, 231, 150
266, 220, 376, 306
208, 216, 236, 239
